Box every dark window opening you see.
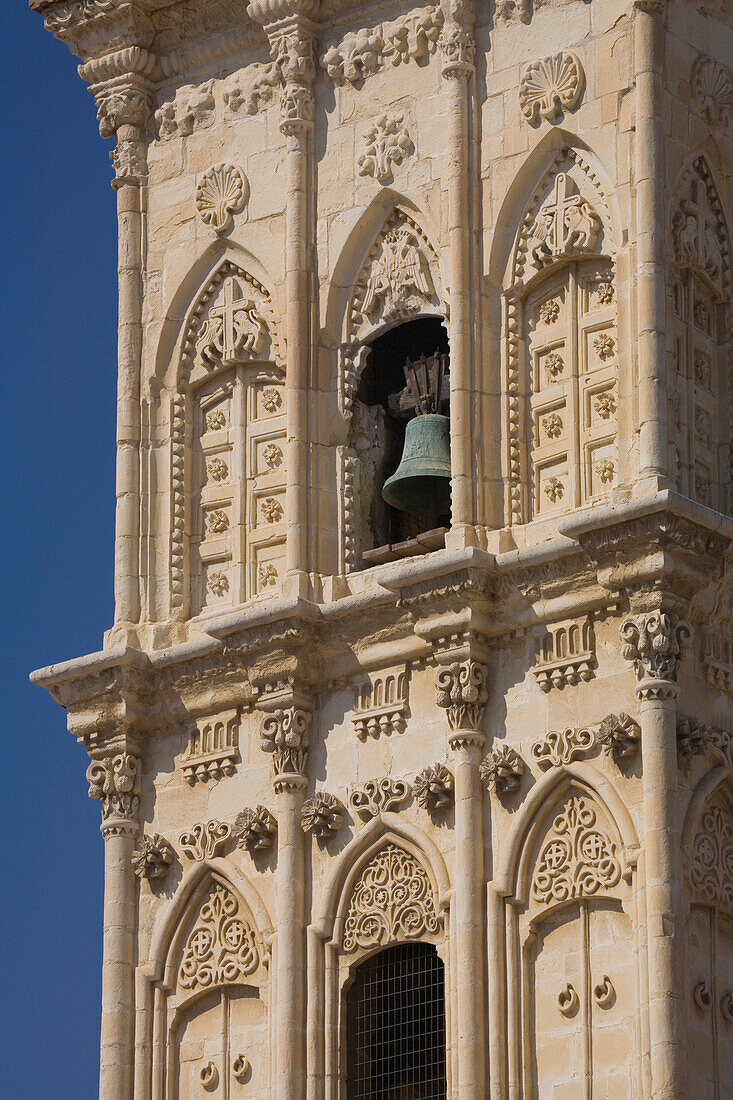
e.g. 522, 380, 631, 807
345, 942, 447, 1100
354, 318, 451, 563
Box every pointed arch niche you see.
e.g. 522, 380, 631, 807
503, 148, 621, 526
682, 776, 733, 1094
334, 206, 450, 571
668, 154, 732, 513
169, 258, 286, 619
143, 865, 272, 1099
494, 770, 642, 1098
309, 816, 452, 1095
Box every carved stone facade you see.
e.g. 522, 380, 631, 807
28, 1, 733, 1097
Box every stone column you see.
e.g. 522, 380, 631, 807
435, 654, 488, 1097
620, 610, 692, 1100
87, 750, 141, 1100
266, 21, 316, 589
260, 689, 312, 1099
93, 78, 152, 627
633, 0, 668, 483
440, 3, 476, 543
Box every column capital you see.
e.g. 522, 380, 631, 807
263, 18, 316, 135
90, 75, 153, 188
439, 0, 475, 78
435, 659, 488, 744
258, 680, 313, 786
87, 751, 141, 837
620, 610, 692, 700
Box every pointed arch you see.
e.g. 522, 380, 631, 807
495, 763, 639, 907
313, 812, 450, 950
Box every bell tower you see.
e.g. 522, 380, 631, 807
30, 1, 733, 1098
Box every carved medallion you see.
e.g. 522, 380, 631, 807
519, 52, 584, 123
196, 164, 248, 234
343, 844, 442, 951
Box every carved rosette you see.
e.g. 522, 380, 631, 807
480, 744, 525, 795
233, 805, 277, 852
301, 791, 344, 839
260, 707, 312, 780
597, 713, 641, 760
343, 844, 442, 952
413, 764, 454, 811
620, 611, 693, 694
132, 833, 174, 880
435, 660, 488, 740
87, 752, 141, 835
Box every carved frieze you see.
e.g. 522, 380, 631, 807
195, 164, 248, 234
532, 796, 622, 906
182, 709, 240, 785
480, 744, 525, 795
179, 819, 232, 862
349, 777, 412, 817
179, 884, 259, 990
343, 844, 442, 952
688, 800, 733, 913
301, 792, 344, 839
321, 7, 443, 85
532, 727, 596, 768
132, 833, 174, 879
519, 52, 584, 123
357, 115, 413, 183
532, 617, 595, 692
233, 805, 276, 852
155, 79, 215, 140
413, 764, 454, 811
352, 666, 409, 740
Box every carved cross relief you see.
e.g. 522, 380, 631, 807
530, 172, 600, 266
673, 175, 724, 286
196, 277, 267, 369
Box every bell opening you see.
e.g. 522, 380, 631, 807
354, 318, 451, 561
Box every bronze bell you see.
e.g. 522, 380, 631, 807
382, 412, 452, 514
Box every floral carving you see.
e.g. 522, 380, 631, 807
593, 333, 615, 359
233, 805, 276, 852
301, 791, 344, 838
413, 764, 454, 811
540, 298, 560, 324
207, 510, 229, 535
179, 820, 232, 862
480, 744, 525, 795
206, 409, 226, 431
207, 457, 229, 482
688, 801, 733, 912
132, 833, 174, 879
260, 707, 311, 776
532, 727, 596, 768
542, 412, 563, 439
156, 80, 215, 140
545, 352, 565, 380
358, 115, 412, 183
87, 753, 141, 824
595, 458, 615, 484
439, 22, 475, 75
519, 52, 584, 123
262, 387, 282, 412
207, 571, 229, 598
594, 391, 616, 419
620, 612, 693, 683
692, 56, 733, 129
263, 443, 283, 469
435, 660, 489, 734
196, 164, 248, 234
258, 563, 279, 589
179, 884, 259, 990
261, 497, 284, 523
343, 844, 442, 952
321, 8, 443, 85
350, 777, 412, 817
532, 796, 622, 905
597, 713, 641, 759
597, 281, 615, 304
544, 476, 564, 503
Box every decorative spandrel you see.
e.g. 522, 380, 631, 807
343, 844, 442, 952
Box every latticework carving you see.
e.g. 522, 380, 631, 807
343, 844, 442, 952
532, 796, 622, 906
179, 884, 259, 990
688, 801, 733, 913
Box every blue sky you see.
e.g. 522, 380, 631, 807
2, 7, 120, 1095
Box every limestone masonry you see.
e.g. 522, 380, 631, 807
29, 0, 733, 1097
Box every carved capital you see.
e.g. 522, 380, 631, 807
435, 660, 488, 738
260, 706, 312, 778
439, 22, 475, 77
94, 80, 151, 137
87, 751, 141, 833
264, 20, 316, 134
620, 611, 693, 686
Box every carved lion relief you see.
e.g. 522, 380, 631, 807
343, 844, 442, 952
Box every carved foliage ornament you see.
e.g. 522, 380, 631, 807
196, 164, 248, 234
532, 726, 596, 768
350, 777, 412, 817
692, 56, 733, 129
179, 819, 232, 862
480, 744, 525, 795
132, 833, 174, 880
435, 660, 488, 733
87, 753, 141, 823
321, 7, 444, 86
179, 884, 259, 990
688, 800, 733, 912
597, 713, 641, 759
301, 791, 345, 838
358, 115, 413, 183
233, 805, 276, 852
620, 612, 693, 683
343, 844, 442, 952
260, 707, 311, 776
413, 764, 454, 811
532, 796, 622, 906
519, 52, 585, 123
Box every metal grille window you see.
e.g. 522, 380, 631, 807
346, 942, 446, 1099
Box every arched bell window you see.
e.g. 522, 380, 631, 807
345, 942, 447, 1099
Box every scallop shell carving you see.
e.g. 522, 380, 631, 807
519, 52, 585, 123
692, 56, 733, 129
196, 163, 249, 234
